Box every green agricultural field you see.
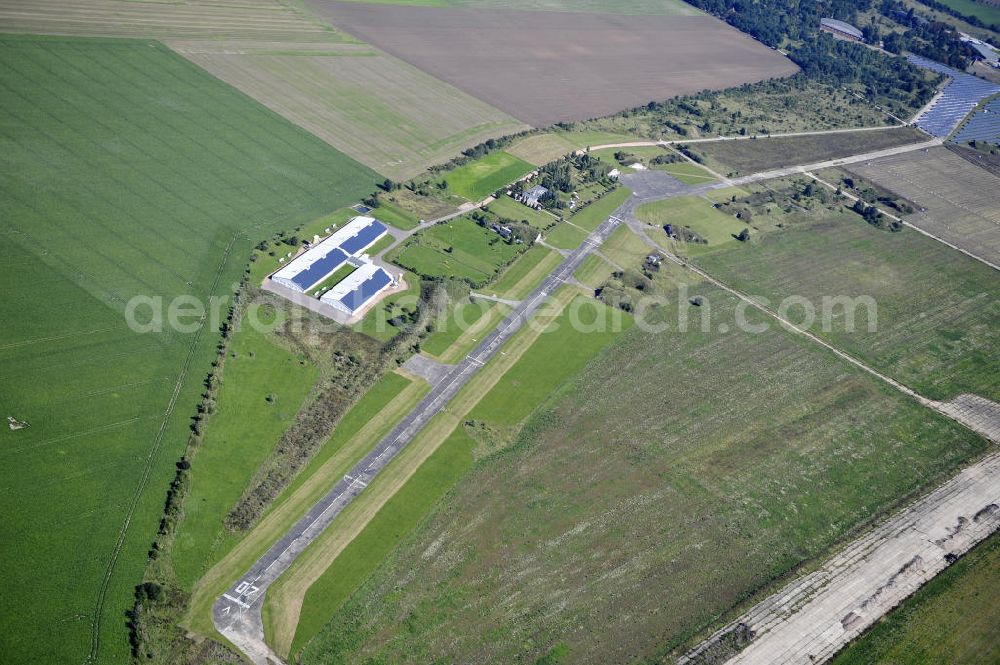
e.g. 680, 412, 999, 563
486, 194, 557, 229
390, 217, 524, 284
288, 426, 476, 655
695, 208, 1000, 401
832, 531, 1000, 665
568, 186, 630, 231
0, 35, 375, 664
171, 325, 317, 588
438, 151, 535, 202
298, 282, 987, 665
637, 196, 748, 254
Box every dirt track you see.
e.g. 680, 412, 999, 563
306, 1, 798, 127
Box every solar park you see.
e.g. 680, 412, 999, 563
953, 96, 1000, 144
907, 54, 1000, 137
270, 216, 396, 317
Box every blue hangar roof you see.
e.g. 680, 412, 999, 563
271, 216, 387, 292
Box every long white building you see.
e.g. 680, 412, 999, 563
271, 216, 387, 293
319, 262, 396, 315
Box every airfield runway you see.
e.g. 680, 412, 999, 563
213, 197, 634, 662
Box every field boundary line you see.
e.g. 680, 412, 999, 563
86, 232, 239, 664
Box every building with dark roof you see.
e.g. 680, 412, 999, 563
271, 216, 387, 293
820, 18, 864, 42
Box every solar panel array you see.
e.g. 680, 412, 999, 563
907, 55, 1000, 137
272, 216, 387, 292
952, 96, 1000, 145
287, 247, 349, 291
340, 220, 386, 255
332, 267, 393, 313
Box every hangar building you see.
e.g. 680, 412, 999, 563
271, 216, 387, 293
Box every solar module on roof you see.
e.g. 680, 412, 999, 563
288, 248, 348, 291
907, 55, 1000, 137
337, 269, 392, 313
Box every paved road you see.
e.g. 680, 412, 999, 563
213, 208, 627, 663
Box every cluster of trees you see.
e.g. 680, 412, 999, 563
879, 0, 981, 68
852, 198, 902, 230
683, 0, 871, 47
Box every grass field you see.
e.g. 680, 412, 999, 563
486, 194, 557, 229
296, 278, 987, 664
285, 426, 476, 655
438, 151, 535, 202
693, 127, 925, 175
506, 132, 579, 165
390, 217, 524, 285
0, 34, 375, 664
488, 245, 564, 300
268, 286, 583, 657
371, 200, 420, 230
637, 196, 748, 254
568, 187, 631, 231
574, 254, 615, 288
657, 161, 718, 184
832, 531, 1000, 665
695, 207, 1000, 401
170, 324, 317, 589
467, 297, 630, 429
846, 146, 1000, 267
544, 221, 590, 250
184, 370, 427, 638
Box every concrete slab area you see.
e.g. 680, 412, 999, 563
682, 449, 1000, 665
401, 354, 455, 388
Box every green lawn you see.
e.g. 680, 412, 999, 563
489, 245, 563, 299
832, 531, 1000, 665
468, 296, 630, 427
334, 0, 700, 13
299, 282, 986, 664
438, 151, 535, 202
696, 209, 1000, 401
574, 254, 615, 288
545, 221, 590, 250
373, 200, 421, 230
569, 186, 630, 231
421, 297, 492, 357
289, 427, 476, 655
636, 196, 747, 254
0, 34, 375, 664
486, 194, 557, 229
390, 217, 524, 285
171, 326, 317, 588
